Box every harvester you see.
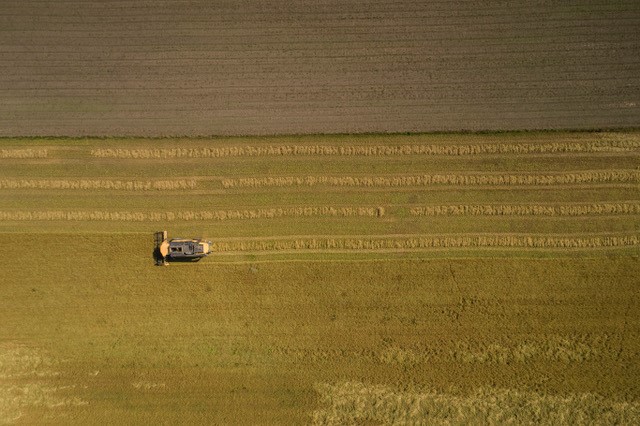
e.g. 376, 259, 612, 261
154, 231, 213, 265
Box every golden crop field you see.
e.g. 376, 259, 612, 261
1, 131, 639, 424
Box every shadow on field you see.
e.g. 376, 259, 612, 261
153, 248, 203, 265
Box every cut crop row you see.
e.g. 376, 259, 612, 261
0, 179, 196, 190
90, 139, 640, 159
0, 206, 382, 221
211, 234, 640, 252
221, 171, 640, 188
410, 202, 640, 216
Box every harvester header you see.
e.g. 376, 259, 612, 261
154, 231, 213, 265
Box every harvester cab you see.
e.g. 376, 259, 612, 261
154, 231, 213, 265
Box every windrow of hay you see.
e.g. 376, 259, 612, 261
0, 149, 48, 159
0, 179, 196, 191
0, 207, 382, 222
211, 234, 640, 252
410, 202, 640, 217
221, 170, 640, 189
312, 381, 640, 425
90, 139, 640, 158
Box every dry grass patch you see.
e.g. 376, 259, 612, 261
221, 171, 640, 189
312, 382, 640, 425
0, 149, 47, 159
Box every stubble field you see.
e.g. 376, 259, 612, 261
1, 131, 639, 424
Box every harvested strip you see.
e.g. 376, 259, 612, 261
90, 139, 640, 159
221, 171, 640, 189
0, 207, 382, 222
0, 149, 47, 159
211, 234, 640, 252
312, 381, 640, 425
0, 179, 196, 190
410, 202, 640, 217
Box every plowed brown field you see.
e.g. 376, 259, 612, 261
1, 1, 639, 136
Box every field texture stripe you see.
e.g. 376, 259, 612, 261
0, 207, 384, 221
210, 234, 640, 252
3, 203, 640, 221
89, 139, 640, 158
409, 202, 640, 216
0, 149, 48, 159
221, 170, 640, 188
0, 179, 196, 190
312, 381, 640, 425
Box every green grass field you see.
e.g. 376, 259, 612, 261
1, 131, 639, 424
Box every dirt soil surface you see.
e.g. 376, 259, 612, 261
1, 0, 639, 136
